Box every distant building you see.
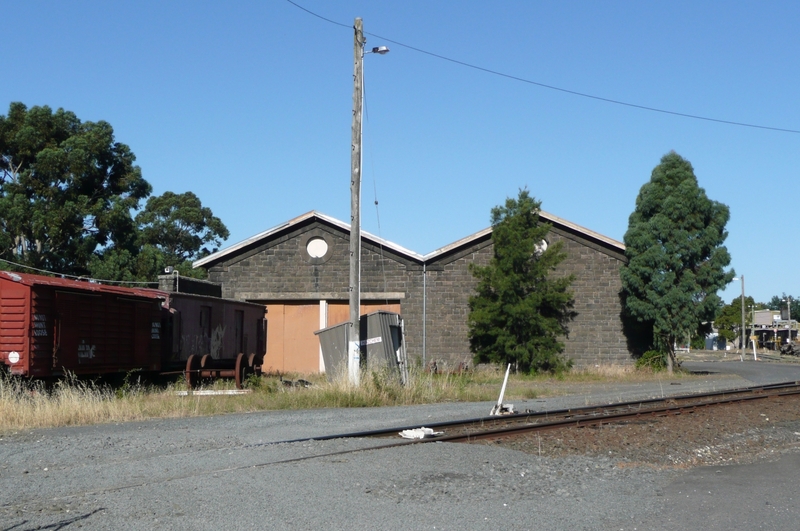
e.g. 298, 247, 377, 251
194, 211, 630, 374
753, 309, 795, 348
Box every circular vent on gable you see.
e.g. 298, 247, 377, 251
306, 237, 329, 258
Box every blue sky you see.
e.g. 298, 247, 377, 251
3, 1, 798, 304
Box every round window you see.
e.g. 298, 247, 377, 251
306, 237, 329, 258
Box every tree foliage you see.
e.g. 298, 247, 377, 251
0, 102, 150, 275
620, 152, 734, 371
766, 293, 799, 318
0, 102, 227, 282
715, 295, 758, 343
468, 189, 576, 374
136, 191, 229, 266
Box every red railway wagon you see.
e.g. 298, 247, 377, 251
0, 271, 267, 388
0, 270, 164, 378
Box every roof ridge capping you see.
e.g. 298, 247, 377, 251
538, 210, 625, 250
193, 210, 425, 268
423, 210, 624, 260
193, 209, 624, 269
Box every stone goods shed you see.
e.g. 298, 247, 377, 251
194, 211, 630, 374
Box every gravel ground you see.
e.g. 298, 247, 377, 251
2, 359, 800, 530
488, 393, 800, 468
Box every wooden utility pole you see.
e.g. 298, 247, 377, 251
740, 275, 745, 351
348, 18, 364, 386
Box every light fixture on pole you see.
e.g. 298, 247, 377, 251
349, 18, 389, 386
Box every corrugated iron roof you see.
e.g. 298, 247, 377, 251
0, 271, 166, 300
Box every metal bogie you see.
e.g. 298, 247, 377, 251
185, 354, 201, 389
183, 352, 265, 390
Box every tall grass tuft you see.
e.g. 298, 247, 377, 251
0, 362, 712, 433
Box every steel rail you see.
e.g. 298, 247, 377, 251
272, 380, 800, 445
436, 386, 800, 443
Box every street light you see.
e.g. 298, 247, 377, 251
349, 18, 389, 386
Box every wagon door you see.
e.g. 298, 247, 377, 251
53, 290, 137, 373
52, 291, 83, 371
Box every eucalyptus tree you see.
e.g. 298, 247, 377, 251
0, 102, 150, 275
135, 191, 229, 277
620, 152, 734, 372
0, 102, 229, 282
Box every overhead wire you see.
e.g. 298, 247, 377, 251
0, 257, 158, 286
285, 0, 800, 135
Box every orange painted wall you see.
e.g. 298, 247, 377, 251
262, 300, 400, 374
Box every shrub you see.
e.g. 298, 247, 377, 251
635, 350, 667, 371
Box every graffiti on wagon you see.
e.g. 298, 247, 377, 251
78, 340, 96, 360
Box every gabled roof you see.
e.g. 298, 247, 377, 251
538, 210, 625, 251
193, 211, 424, 269
193, 210, 625, 269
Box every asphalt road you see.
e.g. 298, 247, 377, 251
682, 359, 800, 385
2, 360, 799, 530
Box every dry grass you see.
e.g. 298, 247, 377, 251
0, 363, 707, 433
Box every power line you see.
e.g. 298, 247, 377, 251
285, 0, 349, 29
286, 0, 800, 135
0, 258, 158, 286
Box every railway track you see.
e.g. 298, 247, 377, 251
294, 380, 800, 446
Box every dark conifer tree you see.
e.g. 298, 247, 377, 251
468, 189, 576, 374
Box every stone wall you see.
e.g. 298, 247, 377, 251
546, 228, 629, 366
204, 217, 631, 369
419, 238, 492, 369
418, 228, 630, 369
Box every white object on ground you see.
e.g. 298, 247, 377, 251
399, 427, 443, 439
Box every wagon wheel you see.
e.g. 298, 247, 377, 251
185, 355, 201, 389
247, 353, 262, 376
235, 353, 249, 389
200, 354, 212, 369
